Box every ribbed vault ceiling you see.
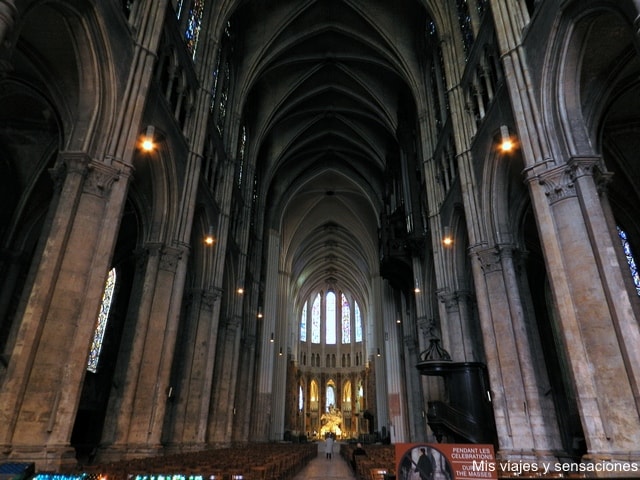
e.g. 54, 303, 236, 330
231, 0, 426, 306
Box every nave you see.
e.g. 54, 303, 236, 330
291, 442, 356, 480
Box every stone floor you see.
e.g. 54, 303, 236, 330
291, 442, 356, 480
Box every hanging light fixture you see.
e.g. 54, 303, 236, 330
140, 125, 156, 152
270, 332, 274, 343
204, 226, 216, 246
442, 226, 453, 247
498, 125, 515, 153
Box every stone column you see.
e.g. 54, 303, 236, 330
437, 290, 476, 362
526, 158, 640, 460
0, 249, 26, 361
250, 229, 280, 441
370, 275, 389, 437
270, 266, 291, 441
469, 243, 563, 461
209, 314, 243, 443
382, 282, 408, 443
99, 243, 186, 458
0, 153, 131, 470
166, 287, 221, 449
232, 332, 257, 442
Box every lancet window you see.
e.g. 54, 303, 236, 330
301, 290, 363, 346
87, 268, 116, 373
618, 226, 640, 296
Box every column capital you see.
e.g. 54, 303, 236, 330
418, 317, 439, 340
470, 243, 519, 275
83, 159, 125, 198
159, 246, 183, 273
527, 156, 607, 205
49, 152, 89, 186
470, 245, 502, 274
187, 287, 223, 311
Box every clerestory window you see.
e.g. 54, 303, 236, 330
87, 267, 116, 373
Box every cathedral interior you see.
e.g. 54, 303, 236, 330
1, 0, 640, 476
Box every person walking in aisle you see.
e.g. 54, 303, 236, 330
325, 434, 335, 460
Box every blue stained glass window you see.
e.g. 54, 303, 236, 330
476, 0, 488, 17
355, 301, 362, 343
312, 294, 321, 343
87, 268, 116, 373
300, 301, 308, 341
617, 226, 640, 296
456, 0, 474, 59
184, 0, 205, 60
341, 293, 351, 343
326, 291, 336, 344
176, 0, 185, 18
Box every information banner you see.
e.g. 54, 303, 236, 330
395, 443, 497, 480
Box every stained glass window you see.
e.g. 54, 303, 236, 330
216, 60, 230, 135
312, 293, 321, 343
326, 291, 336, 344
341, 293, 351, 343
184, 0, 205, 60
210, 53, 221, 112
299, 385, 304, 411
87, 268, 116, 373
456, 0, 474, 59
476, 0, 488, 17
175, 0, 185, 18
300, 301, 308, 341
237, 125, 246, 187
326, 384, 336, 411
617, 226, 640, 296
355, 301, 362, 342
122, 0, 134, 17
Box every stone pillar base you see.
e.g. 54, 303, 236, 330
7, 444, 77, 472
95, 443, 164, 464
163, 442, 207, 456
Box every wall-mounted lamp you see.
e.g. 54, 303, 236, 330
140, 125, 156, 152
376, 348, 381, 357
270, 332, 275, 343
257, 307, 263, 319
279, 347, 283, 356
498, 125, 516, 153
442, 226, 453, 247
204, 226, 216, 246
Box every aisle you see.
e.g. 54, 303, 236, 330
291, 442, 356, 480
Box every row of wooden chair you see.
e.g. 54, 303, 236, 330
340, 444, 395, 480
77, 443, 317, 480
